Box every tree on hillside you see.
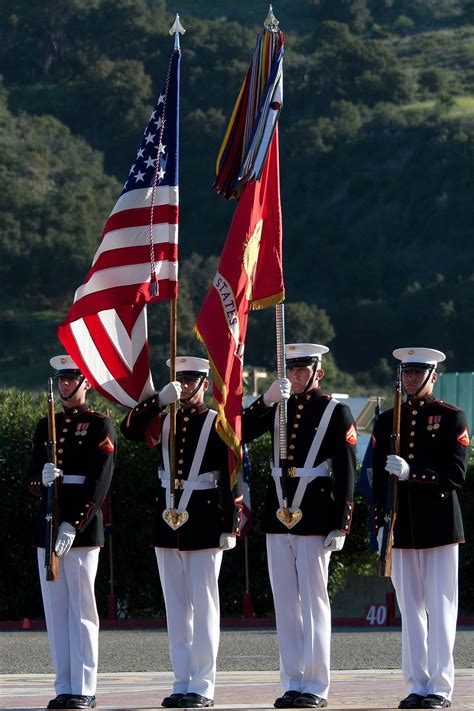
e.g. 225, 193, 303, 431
369, 0, 465, 24
287, 21, 415, 119
72, 58, 154, 176
245, 302, 336, 370
0, 0, 85, 80
0, 0, 167, 82
0, 87, 119, 305
307, 0, 373, 34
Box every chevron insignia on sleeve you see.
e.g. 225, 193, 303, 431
98, 435, 115, 452
457, 428, 470, 446
345, 424, 357, 445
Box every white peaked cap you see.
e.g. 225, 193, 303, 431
166, 356, 210, 374
285, 343, 330, 361
393, 347, 446, 367
49, 355, 81, 372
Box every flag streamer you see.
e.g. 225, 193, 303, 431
214, 25, 284, 200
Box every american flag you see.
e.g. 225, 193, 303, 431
58, 48, 180, 407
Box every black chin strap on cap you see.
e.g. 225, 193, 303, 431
179, 374, 206, 403
57, 374, 85, 401
403, 364, 435, 398
303, 359, 320, 393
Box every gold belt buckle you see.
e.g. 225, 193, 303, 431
174, 479, 184, 490
288, 466, 297, 478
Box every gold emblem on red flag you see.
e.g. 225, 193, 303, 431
243, 219, 262, 300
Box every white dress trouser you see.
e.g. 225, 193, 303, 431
266, 534, 332, 699
155, 547, 223, 699
391, 545, 459, 701
37, 547, 100, 696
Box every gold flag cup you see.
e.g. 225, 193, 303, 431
163, 508, 189, 530
276, 507, 303, 529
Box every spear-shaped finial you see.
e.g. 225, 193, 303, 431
264, 4, 279, 32
169, 13, 186, 49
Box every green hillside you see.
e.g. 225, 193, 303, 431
1, 0, 473, 390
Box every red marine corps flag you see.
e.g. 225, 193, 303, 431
195, 9, 285, 489
58, 31, 182, 407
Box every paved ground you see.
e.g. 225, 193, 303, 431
2, 629, 473, 674
1, 629, 473, 710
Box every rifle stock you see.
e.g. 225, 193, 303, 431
379, 365, 402, 577
45, 377, 59, 582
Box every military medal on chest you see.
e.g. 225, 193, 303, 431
427, 415, 441, 431
75, 422, 89, 437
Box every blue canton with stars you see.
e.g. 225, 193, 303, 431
121, 49, 180, 196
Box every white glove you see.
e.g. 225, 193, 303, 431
42, 463, 63, 487
263, 378, 291, 406
158, 381, 182, 407
323, 530, 346, 552
385, 454, 410, 480
219, 533, 237, 551
377, 526, 384, 554
54, 522, 76, 558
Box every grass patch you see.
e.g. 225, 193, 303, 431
402, 95, 474, 118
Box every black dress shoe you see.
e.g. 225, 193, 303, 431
162, 693, 185, 707
274, 690, 301, 708
293, 693, 328, 708
66, 697, 96, 709
399, 693, 426, 709
178, 692, 214, 708
47, 695, 73, 709
421, 695, 451, 708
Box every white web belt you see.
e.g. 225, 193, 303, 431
158, 469, 219, 491
62, 475, 86, 485
271, 461, 332, 511
272, 398, 339, 510
161, 409, 217, 512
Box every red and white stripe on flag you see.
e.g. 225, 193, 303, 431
58, 49, 181, 407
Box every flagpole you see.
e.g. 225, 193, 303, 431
243, 536, 254, 617
275, 302, 291, 521
107, 517, 116, 619
169, 301, 177, 512
167, 15, 185, 519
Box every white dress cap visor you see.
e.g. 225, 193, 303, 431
285, 343, 330, 361
166, 356, 210, 374
392, 347, 446, 367
49, 354, 81, 373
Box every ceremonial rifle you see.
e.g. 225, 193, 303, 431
379, 364, 402, 577
45, 377, 60, 581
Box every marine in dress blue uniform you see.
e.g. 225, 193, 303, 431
28, 356, 116, 710
243, 344, 356, 709
121, 356, 241, 709
372, 348, 469, 710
